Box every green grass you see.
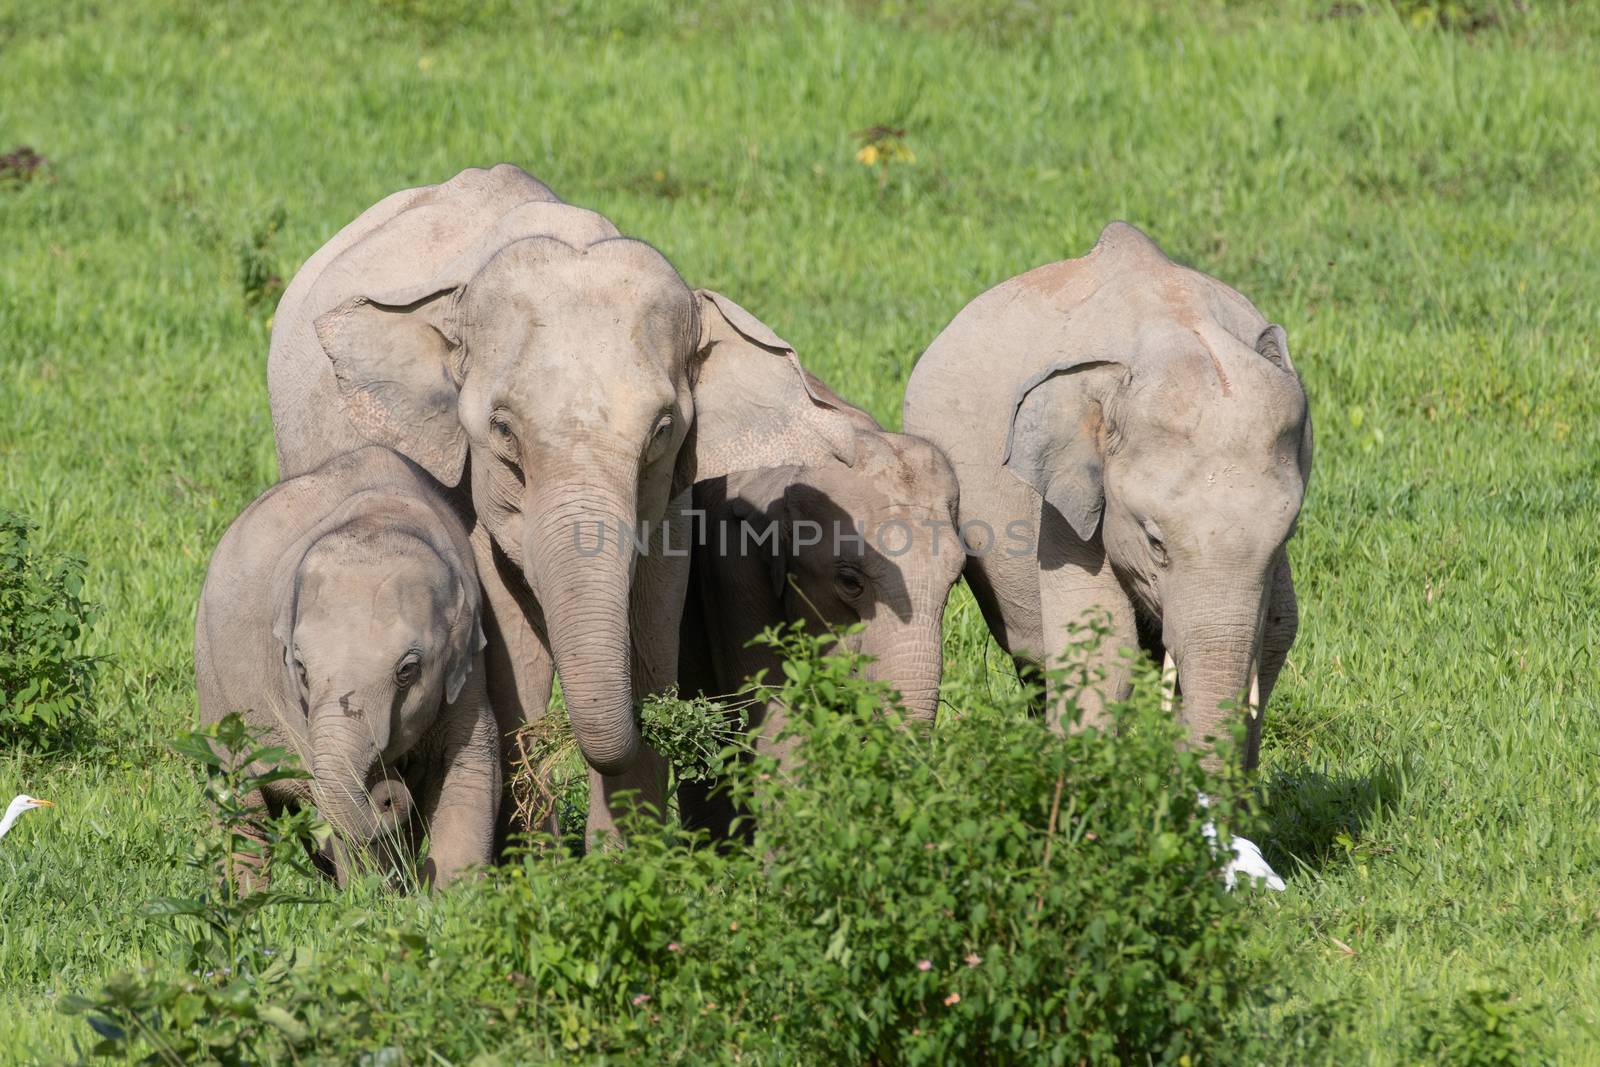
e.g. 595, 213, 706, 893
2, 0, 1598, 1060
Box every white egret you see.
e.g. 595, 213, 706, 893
0, 795, 54, 841
1197, 793, 1285, 892
1163, 657, 1285, 892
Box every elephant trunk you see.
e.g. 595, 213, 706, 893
309, 707, 413, 885
1163, 573, 1268, 768
862, 618, 944, 723
522, 483, 641, 777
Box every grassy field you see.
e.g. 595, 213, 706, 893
2, 0, 1598, 1060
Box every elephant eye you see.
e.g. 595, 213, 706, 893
1142, 519, 1168, 565
395, 651, 422, 689
644, 412, 675, 463
293, 657, 309, 693
488, 413, 525, 472
489, 412, 519, 452
833, 564, 866, 601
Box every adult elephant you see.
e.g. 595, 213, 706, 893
904, 222, 1311, 769
268, 164, 858, 840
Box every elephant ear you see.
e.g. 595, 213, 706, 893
1255, 324, 1314, 486
314, 288, 470, 487
269, 579, 298, 683
444, 576, 487, 707
679, 290, 859, 491
1003, 358, 1124, 542
267, 551, 310, 709
1255, 323, 1299, 375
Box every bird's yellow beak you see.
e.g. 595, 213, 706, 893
33, 799, 53, 808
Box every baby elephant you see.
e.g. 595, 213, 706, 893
905, 222, 1311, 769
678, 389, 963, 838
195, 446, 498, 888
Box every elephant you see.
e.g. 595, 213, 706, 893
903, 222, 1311, 769
267, 164, 858, 842
194, 446, 497, 888
676, 382, 964, 838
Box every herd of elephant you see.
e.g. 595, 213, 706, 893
193, 164, 1312, 888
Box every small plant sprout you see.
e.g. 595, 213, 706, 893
853, 125, 915, 193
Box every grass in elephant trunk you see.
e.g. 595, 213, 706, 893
507, 688, 752, 843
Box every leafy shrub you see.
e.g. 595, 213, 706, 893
1413, 982, 1550, 1066
406, 625, 1265, 1063
62, 715, 337, 1063
0, 507, 97, 747
65, 632, 1267, 1063
727, 623, 1266, 1065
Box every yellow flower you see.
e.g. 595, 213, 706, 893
856, 144, 880, 166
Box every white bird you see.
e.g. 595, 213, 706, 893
0, 795, 54, 841
1197, 793, 1285, 892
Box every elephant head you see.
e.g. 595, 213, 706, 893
310, 203, 852, 779
272, 510, 482, 883
1003, 224, 1311, 757
712, 431, 963, 722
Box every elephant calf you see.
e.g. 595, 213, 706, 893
195, 446, 498, 888
678, 364, 963, 838
905, 222, 1311, 769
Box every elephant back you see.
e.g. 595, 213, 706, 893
906, 221, 1276, 470
267, 165, 599, 478
273, 165, 558, 335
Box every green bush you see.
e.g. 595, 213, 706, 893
62, 715, 337, 1064
66, 630, 1268, 1063
728, 623, 1267, 1064
1413, 982, 1551, 1066
0, 507, 97, 748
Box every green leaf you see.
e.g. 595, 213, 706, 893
257, 1004, 309, 1041
141, 897, 206, 918
169, 733, 223, 768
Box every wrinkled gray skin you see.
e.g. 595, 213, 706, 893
268, 165, 856, 842
677, 383, 963, 837
904, 222, 1311, 768
195, 448, 497, 888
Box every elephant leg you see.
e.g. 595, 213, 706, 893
953, 464, 1045, 699
417, 654, 500, 888
675, 550, 747, 843
678, 777, 740, 843
1248, 553, 1299, 769
1036, 506, 1138, 734
470, 523, 558, 851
